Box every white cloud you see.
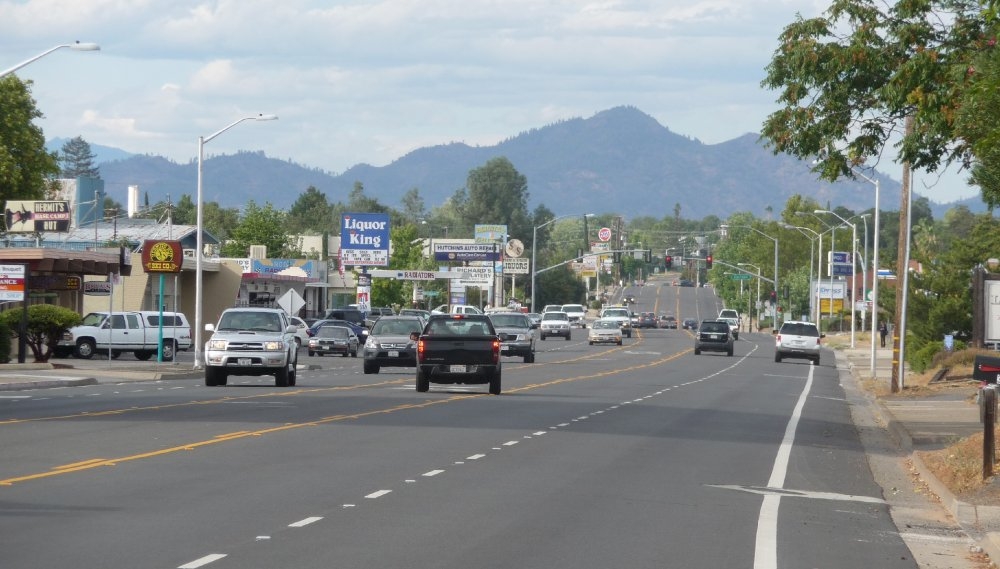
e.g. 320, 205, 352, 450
0, 0, 979, 202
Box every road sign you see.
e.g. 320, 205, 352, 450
729, 273, 752, 280
505, 238, 525, 258
368, 270, 462, 280
504, 257, 530, 274
0, 264, 26, 301
598, 227, 612, 242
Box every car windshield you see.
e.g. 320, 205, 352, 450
603, 309, 628, 318
594, 320, 617, 329
781, 323, 819, 336
701, 322, 728, 333
371, 319, 422, 335
563, 305, 584, 312
490, 314, 529, 328
542, 312, 568, 321
218, 311, 281, 332
317, 326, 350, 339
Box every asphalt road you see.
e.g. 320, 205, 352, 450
0, 281, 922, 569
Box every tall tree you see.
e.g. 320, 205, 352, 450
58, 136, 100, 179
400, 187, 425, 222
220, 201, 299, 258
461, 157, 532, 241
0, 76, 59, 203
287, 186, 334, 233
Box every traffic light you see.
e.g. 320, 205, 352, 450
705, 255, 713, 269
770, 290, 777, 302
665, 255, 673, 269
644, 249, 652, 263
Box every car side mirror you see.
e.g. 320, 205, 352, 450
205, 323, 216, 332
409, 331, 420, 341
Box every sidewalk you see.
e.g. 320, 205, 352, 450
0, 359, 202, 390
836, 340, 1000, 561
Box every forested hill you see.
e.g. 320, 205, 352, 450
70, 106, 982, 219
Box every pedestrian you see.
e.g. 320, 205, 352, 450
879, 321, 888, 348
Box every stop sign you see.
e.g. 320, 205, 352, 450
598, 227, 612, 242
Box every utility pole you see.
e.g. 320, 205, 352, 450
891, 115, 914, 393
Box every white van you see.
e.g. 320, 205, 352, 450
430, 304, 483, 316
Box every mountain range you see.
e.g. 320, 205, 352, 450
50, 106, 986, 220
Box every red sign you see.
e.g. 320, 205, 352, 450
598, 227, 612, 242
142, 240, 183, 273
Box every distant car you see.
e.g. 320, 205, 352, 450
681, 318, 698, 330
679, 279, 695, 287
308, 318, 368, 342
589, 318, 623, 345
539, 311, 572, 340
659, 315, 678, 329
489, 312, 537, 363
561, 304, 587, 327
289, 316, 311, 348
525, 313, 542, 327
694, 320, 734, 356
671, 279, 679, 286
638, 312, 657, 328
363, 315, 424, 373
599, 306, 633, 338
719, 309, 740, 320
308, 325, 359, 357
721, 317, 740, 340
542, 305, 563, 314
624, 295, 636, 304
774, 320, 824, 365
398, 308, 430, 322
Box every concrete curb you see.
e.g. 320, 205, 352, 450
842, 354, 1000, 561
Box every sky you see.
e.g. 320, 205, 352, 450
0, 0, 980, 205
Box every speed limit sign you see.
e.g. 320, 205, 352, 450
598, 227, 612, 242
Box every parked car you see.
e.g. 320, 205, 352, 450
589, 318, 623, 345
694, 320, 734, 356
308, 325, 359, 357
363, 315, 424, 373
774, 320, 823, 365
58, 310, 192, 361
539, 311, 572, 340
681, 318, 699, 331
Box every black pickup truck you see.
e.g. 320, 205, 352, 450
415, 314, 502, 394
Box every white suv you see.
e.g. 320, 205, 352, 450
204, 308, 299, 387
774, 321, 824, 365
561, 304, 587, 327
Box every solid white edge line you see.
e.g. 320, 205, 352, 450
753, 365, 814, 569
178, 553, 227, 568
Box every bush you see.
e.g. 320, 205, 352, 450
0, 319, 10, 363
0, 305, 82, 363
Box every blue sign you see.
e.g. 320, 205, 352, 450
340, 213, 390, 266
832, 264, 854, 276
831, 251, 851, 264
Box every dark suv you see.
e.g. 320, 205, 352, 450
774, 321, 823, 364
694, 320, 734, 356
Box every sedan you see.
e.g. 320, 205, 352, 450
681, 318, 698, 331
308, 325, 359, 357
589, 318, 623, 345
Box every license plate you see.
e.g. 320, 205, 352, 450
238, 358, 252, 366
449, 365, 467, 373
501, 345, 509, 352
388, 350, 399, 357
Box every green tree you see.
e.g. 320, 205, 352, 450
221, 200, 301, 258
760, 0, 984, 182
0, 76, 59, 204
400, 187, 425, 222
460, 157, 532, 242
58, 135, 100, 179
0, 304, 82, 362
287, 186, 334, 233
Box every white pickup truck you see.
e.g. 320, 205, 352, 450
58, 310, 192, 360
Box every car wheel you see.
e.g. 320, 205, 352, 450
75, 339, 96, 359
489, 368, 501, 395
363, 361, 379, 374
275, 364, 290, 387
162, 340, 176, 361
617, 339, 622, 345
564, 333, 571, 341
727, 349, 733, 357
205, 367, 226, 387
308, 350, 314, 357
694, 348, 701, 355
774, 353, 782, 363
133, 350, 152, 361
288, 357, 298, 386
351, 349, 358, 358
540, 334, 546, 341
523, 353, 534, 363
589, 341, 593, 345
416, 367, 430, 392
813, 356, 820, 365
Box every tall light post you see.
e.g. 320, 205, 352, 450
738, 262, 762, 329
1, 41, 100, 77
531, 213, 593, 311
781, 224, 821, 322
193, 114, 278, 369
721, 224, 779, 327
816, 210, 858, 348
849, 169, 881, 378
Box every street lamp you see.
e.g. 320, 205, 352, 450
780, 223, 821, 323
848, 169, 882, 379
721, 224, 779, 327
1, 42, 101, 77
531, 213, 593, 311
738, 262, 762, 329
815, 210, 858, 348
193, 114, 278, 369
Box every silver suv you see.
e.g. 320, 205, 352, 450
774, 321, 824, 365
204, 308, 299, 386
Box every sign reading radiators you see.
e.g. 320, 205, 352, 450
340, 213, 390, 266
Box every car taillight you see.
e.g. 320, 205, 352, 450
492, 339, 501, 363
417, 339, 426, 361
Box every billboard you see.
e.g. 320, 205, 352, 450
4, 200, 71, 233
340, 213, 390, 266
434, 243, 501, 262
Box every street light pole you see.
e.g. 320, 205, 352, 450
530, 213, 593, 312
739, 262, 762, 330
721, 224, 779, 327
194, 114, 278, 369
852, 171, 881, 378
1, 42, 100, 77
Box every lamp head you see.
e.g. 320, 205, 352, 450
70, 42, 100, 51
255, 114, 278, 121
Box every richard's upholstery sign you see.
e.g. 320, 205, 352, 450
142, 240, 183, 273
